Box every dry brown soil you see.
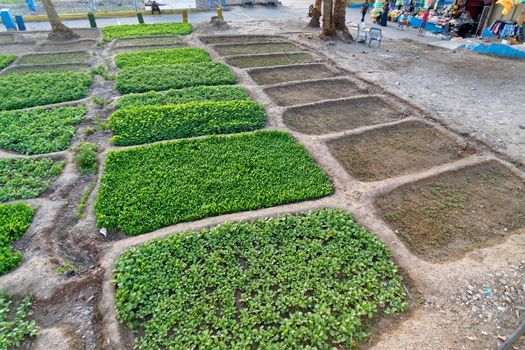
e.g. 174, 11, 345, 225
376, 160, 525, 262
213, 42, 300, 56
38, 40, 96, 53
226, 52, 314, 68
283, 96, 404, 134
199, 34, 286, 44
265, 78, 362, 106
327, 121, 468, 181
247, 63, 337, 85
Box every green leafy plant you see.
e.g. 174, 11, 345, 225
83, 127, 96, 136
55, 262, 75, 274
0, 106, 86, 155
113, 209, 407, 349
91, 65, 115, 80
95, 131, 333, 235
102, 23, 192, 42
76, 182, 95, 219
0, 55, 16, 70
109, 100, 265, 146
74, 142, 98, 175
0, 72, 93, 111
91, 96, 108, 107
113, 36, 182, 47
0, 158, 64, 202
0, 293, 38, 348
2, 64, 91, 76
116, 85, 250, 109
115, 62, 236, 94
0, 202, 35, 275
115, 48, 210, 69
17, 51, 89, 65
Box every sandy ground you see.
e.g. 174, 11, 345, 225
0, 17, 524, 350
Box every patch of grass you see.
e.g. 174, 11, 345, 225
115, 62, 236, 94
115, 48, 210, 69
91, 96, 108, 107
109, 100, 266, 146
114, 209, 407, 349
102, 23, 192, 42
91, 65, 115, 80
0, 293, 38, 347
74, 142, 97, 175
0, 202, 35, 275
95, 131, 333, 235
0, 106, 86, 155
76, 182, 96, 219
17, 51, 90, 65
0, 72, 93, 111
0, 158, 64, 202
0, 55, 16, 70
83, 127, 96, 136
116, 85, 250, 110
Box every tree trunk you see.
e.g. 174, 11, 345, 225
42, 0, 79, 39
321, 0, 336, 39
307, 0, 322, 28
334, 0, 354, 41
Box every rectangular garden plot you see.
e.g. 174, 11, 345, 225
95, 131, 333, 235
265, 79, 362, 106
213, 42, 301, 56
17, 51, 90, 65
113, 35, 182, 47
113, 209, 407, 350
115, 62, 236, 94
1, 63, 91, 76
114, 48, 209, 69
227, 52, 314, 69
248, 63, 338, 85
102, 23, 192, 41
327, 121, 466, 182
109, 100, 265, 146
283, 96, 403, 135
376, 161, 525, 262
38, 39, 95, 53
199, 35, 286, 44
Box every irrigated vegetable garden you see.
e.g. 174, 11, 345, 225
0, 20, 523, 350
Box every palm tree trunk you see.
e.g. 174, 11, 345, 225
321, 0, 336, 38
42, 0, 78, 39
307, 0, 322, 28
334, 0, 354, 41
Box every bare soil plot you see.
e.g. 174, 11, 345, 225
38, 40, 95, 53
110, 43, 187, 54
1, 63, 91, 76
247, 63, 337, 85
199, 35, 286, 44
283, 96, 403, 135
0, 44, 36, 55
213, 42, 300, 56
376, 161, 525, 262
265, 79, 362, 106
327, 121, 467, 181
17, 51, 90, 65
227, 52, 314, 69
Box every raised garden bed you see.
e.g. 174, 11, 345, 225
113, 35, 183, 47
0, 72, 92, 111
102, 23, 192, 42
0, 106, 86, 155
283, 97, 404, 135
376, 161, 525, 261
199, 35, 286, 44
226, 52, 314, 69
0, 54, 16, 70
113, 209, 407, 349
0, 202, 35, 275
264, 79, 362, 106
17, 51, 90, 65
114, 48, 209, 69
0, 63, 92, 76
95, 131, 333, 235
109, 100, 266, 146
213, 42, 300, 56
248, 63, 337, 85
327, 121, 466, 182
116, 85, 250, 110
115, 62, 236, 94
38, 39, 96, 53
110, 44, 187, 54
0, 157, 64, 202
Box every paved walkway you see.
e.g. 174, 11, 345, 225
9, 1, 438, 44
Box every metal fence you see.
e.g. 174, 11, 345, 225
0, 0, 146, 16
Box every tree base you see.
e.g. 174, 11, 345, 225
319, 30, 354, 42
47, 27, 79, 40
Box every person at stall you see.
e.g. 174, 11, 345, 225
361, 0, 370, 22
380, 2, 390, 26
418, 7, 430, 35
151, 0, 161, 14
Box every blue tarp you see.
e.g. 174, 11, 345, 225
408, 16, 447, 32
465, 42, 525, 59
